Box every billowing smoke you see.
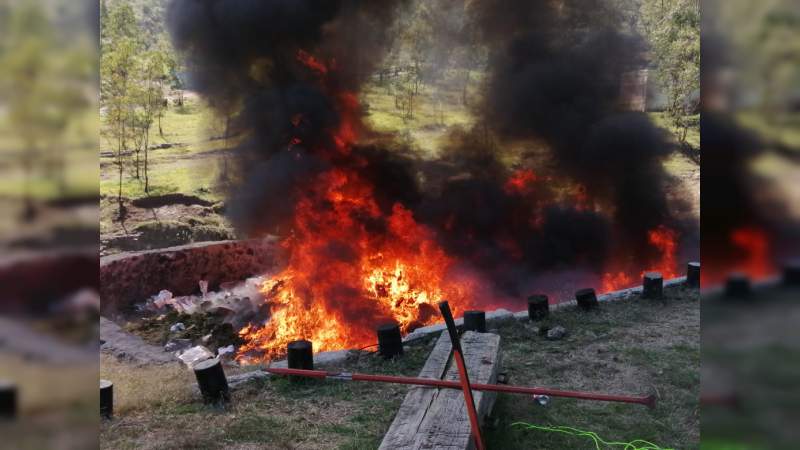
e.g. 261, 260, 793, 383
167, 0, 409, 235
413, 0, 696, 294
168, 0, 697, 301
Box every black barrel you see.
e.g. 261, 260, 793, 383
463, 310, 486, 333
287, 340, 314, 370
783, 259, 800, 286
193, 358, 230, 405
0, 380, 16, 420
527, 295, 549, 321
686, 262, 701, 288
575, 288, 599, 310
377, 323, 404, 359
725, 273, 751, 298
100, 379, 113, 419
642, 272, 663, 299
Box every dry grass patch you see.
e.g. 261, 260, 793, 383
100, 355, 195, 414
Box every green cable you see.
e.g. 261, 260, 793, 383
512, 422, 676, 450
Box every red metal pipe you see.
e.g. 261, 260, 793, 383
440, 301, 485, 450
265, 367, 656, 408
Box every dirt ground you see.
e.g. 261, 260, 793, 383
100, 284, 699, 450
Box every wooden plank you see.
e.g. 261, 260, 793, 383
378, 332, 453, 450
380, 331, 502, 450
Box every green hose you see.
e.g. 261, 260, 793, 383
512, 422, 676, 450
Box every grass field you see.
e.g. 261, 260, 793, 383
100, 286, 699, 450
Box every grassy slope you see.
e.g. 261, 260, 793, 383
701, 286, 800, 450
486, 287, 699, 450
100, 286, 699, 450
100, 98, 227, 203
0, 108, 99, 200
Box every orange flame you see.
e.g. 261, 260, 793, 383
601, 225, 679, 292
236, 169, 477, 363
296, 49, 328, 75
729, 227, 773, 278
504, 169, 538, 195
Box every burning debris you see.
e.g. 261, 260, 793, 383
167, 0, 698, 363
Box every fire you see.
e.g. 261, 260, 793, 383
729, 227, 773, 278
237, 168, 476, 362
236, 53, 476, 362
296, 49, 328, 75
701, 226, 775, 286
601, 225, 679, 292
504, 169, 538, 195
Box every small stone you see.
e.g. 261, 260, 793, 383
170, 322, 186, 333
546, 326, 567, 341
177, 345, 214, 369
217, 345, 235, 358
164, 339, 193, 353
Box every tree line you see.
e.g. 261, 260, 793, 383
100, 1, 180, 217
0, 0, 94, 220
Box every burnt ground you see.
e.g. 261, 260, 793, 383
99, 284, 699, 450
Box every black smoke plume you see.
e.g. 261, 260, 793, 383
167, 0, 408, 234
420, 0, 697, 291
169, 0, 698, 300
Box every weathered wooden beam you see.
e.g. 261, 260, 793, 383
379, 331, 502, 450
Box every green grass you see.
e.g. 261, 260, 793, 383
701, 287, 800, 450
361, 75, 479, 158
100, 96, 230, 203
101, 287, 699, 449
100, 157, 223, 202
100, 334, 439, 450
649, 112, 701, 151
738, 111, 800, 150
0, 107, 99, 200
484, 287, 700, 450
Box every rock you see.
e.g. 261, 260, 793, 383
177, 345, 214, 369
170, 322, 186, 333
217, 345, 235, 358
164, 339, 193, 353
227, 370, 270, 389
546, 326, 567, 341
